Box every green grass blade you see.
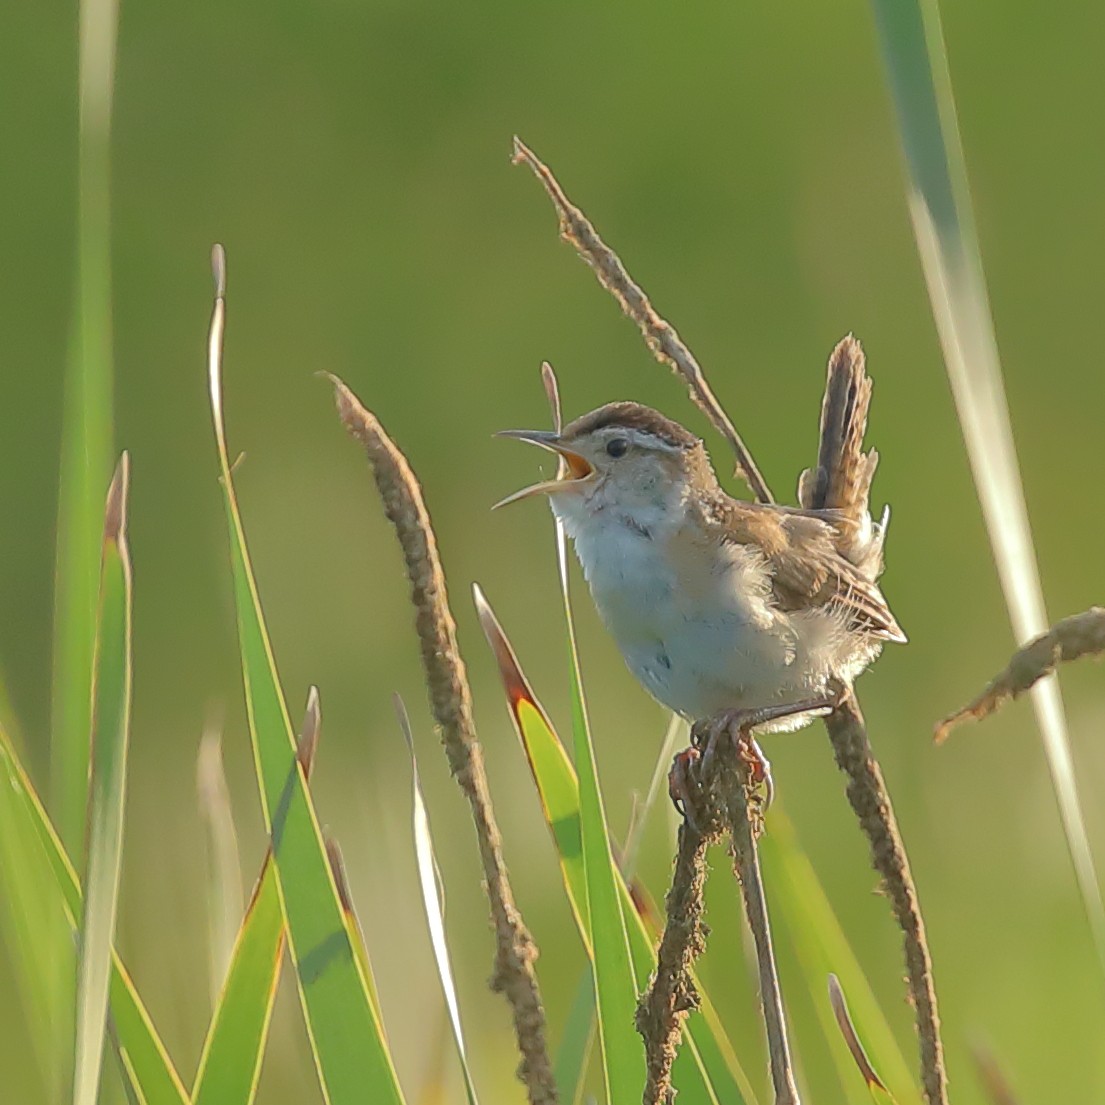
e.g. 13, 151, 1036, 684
0, 723, 73, 1097
192, 688, 325, 1105
73, 454, 134, 1105
554, 968, 597, 1105
0, 725, 188, 1105
871, 0, 1105, 979
206, 245, 405, 1105
759, 804, 919, 1105
197, 727, 245, 1005
191, 861, 283, 1105
475, 585, 755, 1105
396, 696, 480, 1105
552, 532, 644, 1105
53, 0, 119, 857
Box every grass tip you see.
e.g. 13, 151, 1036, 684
828, 972, 888, 1094
296, 686, 322, 775
104, 451, 130, 545
210, 244, 226, 298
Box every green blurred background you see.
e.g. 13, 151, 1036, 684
2, 1, 1104, 1102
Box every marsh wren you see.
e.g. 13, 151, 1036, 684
497, 337, 904, 757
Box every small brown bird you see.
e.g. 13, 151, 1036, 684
497, 337, 904, 742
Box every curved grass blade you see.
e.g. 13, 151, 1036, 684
73, 454, 133, 1105
0, 727, 189, 1105
0, 723, 74, 1097
474, 585, 755, 1105
53, 0, 119, 856
872, 0, 1105, 981
207, 246, 404, 1105
759, 804, 919, 1105
828, 975, 898, 1104
191, 692, 322, 1105
395, 696, 480, 1105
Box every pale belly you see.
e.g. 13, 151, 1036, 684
569, 518, 840, 724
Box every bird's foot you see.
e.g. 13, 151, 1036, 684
669, 694, 841, 831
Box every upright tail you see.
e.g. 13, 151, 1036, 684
798, 334, 886, 578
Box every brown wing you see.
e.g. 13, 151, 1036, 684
700, 496, 907, 644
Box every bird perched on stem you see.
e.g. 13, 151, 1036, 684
496, 336, 903, 790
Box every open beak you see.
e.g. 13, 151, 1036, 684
493, 429, 595, 509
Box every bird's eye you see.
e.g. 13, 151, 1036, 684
606, 437, 629, 458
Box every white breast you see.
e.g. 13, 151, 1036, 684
556, 501, 823, 720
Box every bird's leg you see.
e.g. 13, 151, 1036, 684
669, 695, 839, 827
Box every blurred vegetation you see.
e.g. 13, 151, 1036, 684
2, 1, 1104, 1103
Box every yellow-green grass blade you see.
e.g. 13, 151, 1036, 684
396, 696, 480, 1105
191, 859, 283, 1105
759, 804, 919, 1105
206, 245, 404, 1105
324, 835, 386, 1029
0, 722, 73, 1097
73, 455, 134, 1105
551, 533, 643, 1105
0, 726, 189, 1105
474, 585, 755, 1105
53, 0, 119, 857
871, 0, 1105, 978
554, 968, 597, 1105
191, 693, 322, 1105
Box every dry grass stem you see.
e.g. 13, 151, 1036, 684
725, 769, 801, 1105
826, 697, 947, 1105
936, 606, 1105, 742
330, 376, 557, 1105
639, 737, 799, 1105
512, 137, 773, 505
636, 823, 709, 1105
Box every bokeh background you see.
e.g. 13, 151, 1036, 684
2, 2, 1104, 1102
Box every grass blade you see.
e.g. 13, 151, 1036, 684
73, 455, 133, 1105
551, 531, 644, 1105
395, 696, 480, 1105
0, 725, 189, 1105
474, 585, 756, 1105
53, 0, 119, 857
197, 726, 245, 1005
206, 245, 404, 1105
0, 723, 74, 1097
828, 975, 897, 1104
554, 968, 597, 1105
191, 693, 321, 1105
759, 804, 919, 1105
871, 0, 1105, 978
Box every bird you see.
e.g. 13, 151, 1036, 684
496, 337, 904, 759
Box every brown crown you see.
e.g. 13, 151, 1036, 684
561, 402, 700, 450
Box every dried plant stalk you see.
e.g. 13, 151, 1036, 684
330, 377, 557, 1105
512, 137, 774, 505
636, 824, 709, 1105
936, 606, 1105, 742
825, 697, 946, 1105
637, 740, 800, 1105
